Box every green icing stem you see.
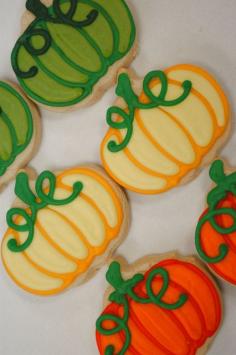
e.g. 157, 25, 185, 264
7, 170, 83, 252
96, 261, 188, 355
107, 71, 192, 153
0, 82, 33, 177
11, 0, 136, 107
195, 160, 236, 264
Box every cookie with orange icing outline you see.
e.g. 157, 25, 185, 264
101, 64, 230, 194
96, 253, 222, 355
1, 165, 129, 296
195, 159, 236, 286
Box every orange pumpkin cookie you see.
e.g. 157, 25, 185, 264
101, 64, 230, 194
96, 254, 222, 355
1, 165, 129, 296
195, 159, 236, 285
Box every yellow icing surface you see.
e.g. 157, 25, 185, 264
2, 235, 63, 291
1, 167, 124, 295
101, 64, 230, 194
167, 66, 226, 126
139, 107, 196, 164
103, 134, 167, 191
119, 120, 180, 175
60, 173, 118, 227
151, 83, 214, 147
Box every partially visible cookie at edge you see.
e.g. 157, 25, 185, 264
0, 80, 41, 190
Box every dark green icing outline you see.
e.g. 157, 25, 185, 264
11, 0, 136, 107
106, 71, 192, 152
195, 160, 236, 263
7, 170, 83, 252
96, 261, 188, 355
0, 81, 33, 177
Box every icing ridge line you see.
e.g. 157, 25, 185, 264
96, 261, 188, 355
0, 81, 34, 177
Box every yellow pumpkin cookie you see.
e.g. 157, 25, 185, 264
1, 165, 129, 296
101, 64, 230, 194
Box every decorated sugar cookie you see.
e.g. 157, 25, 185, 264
101, 64, 230, 194
11, 0, 137, 111
0, 81, 40, 189
96, 254, 222, 355
1, 165, 129, 296
195, 159, 236, 285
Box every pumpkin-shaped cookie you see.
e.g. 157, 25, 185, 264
1, 165, 129, 295
101, 64, 230, 194
0, 80, 40, 188
11, 0, 136, 111
96, 255, 222, 355
195, 160, 236, 285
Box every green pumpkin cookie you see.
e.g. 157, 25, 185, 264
0, 81, 40, 189
11, 0, 137, 111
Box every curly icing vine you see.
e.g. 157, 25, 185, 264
195, 160, 236, 263
107, 70, 192, 152
96, 261, 188, 354
11, 0, 99, 79
7, 170, 83, 252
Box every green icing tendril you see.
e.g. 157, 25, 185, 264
11, 0, 136, 107
195, 160, 236, 263
0, 81, 33, 177
7, 170, 83, 252
96, 261, 188, 354
12, 0, 99, 79
107, 71, 192, 152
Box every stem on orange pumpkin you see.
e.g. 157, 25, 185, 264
7, 170, 83, 253
96, 261, 188, 354
195, 159, 236, 263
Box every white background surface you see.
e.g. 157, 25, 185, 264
1, 0, 236, 354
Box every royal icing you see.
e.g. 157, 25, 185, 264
11, 0, 136, 108
101, 64, 230, 194
0, 81, 34, 178
195, 160, 236, 285
1, 167, 124, 295
96, 258, 222, 355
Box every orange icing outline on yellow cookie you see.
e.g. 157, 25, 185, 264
101, 64, 230, 194
2, 167, 124, 296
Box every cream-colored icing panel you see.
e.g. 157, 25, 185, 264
167, 68, 225, 126
37, 208, 88, 259
50, 193, 106, 247
23, 229, 77, 274
119, 120, 179, 175
150, 83, 214, 147
2, 236, 62, 291
103, 136, 167, 191
59, 173, 118, 228
139, 108, 196, 164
